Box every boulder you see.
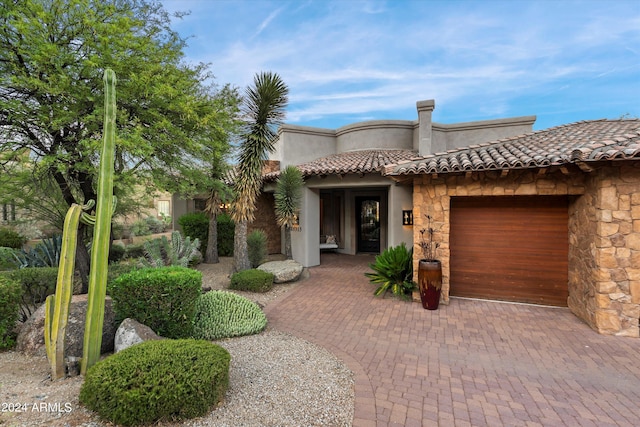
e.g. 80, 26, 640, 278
114, 318, 163, 353
16, 295, 116, 357
257, 260, 304, 283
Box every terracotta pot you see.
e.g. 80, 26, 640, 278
418, 260, 442, 310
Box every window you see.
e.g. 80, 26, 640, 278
157, 200, 170, 217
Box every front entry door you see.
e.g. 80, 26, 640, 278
356, 197, 380, 253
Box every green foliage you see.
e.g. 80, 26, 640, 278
140, 231, 201, 267
0, 247, 17, 271
144, 216, 166, 234
178, 212, 209, 255
217, 213, 234, 256
0, 228, 26, 249
108, 244, 126, 263
193, 291, 267, 340
365, 243, 415, 299
247, 229, 267, 268
229, 269, 274, 293
106, 262, 139, 287
1, 267, 60, 322
274, 165, 304, 228
124, 243, 146, 259
108, 267, 202, 338
80, 339, 230, 426
0, 275, 23, 350
130, 219, 151, 237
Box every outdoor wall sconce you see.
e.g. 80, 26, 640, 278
402, 210, 413, 226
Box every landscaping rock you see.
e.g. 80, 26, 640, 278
257, 260, 304, 283
16, 295, 116, 358
114, 318, 163, 353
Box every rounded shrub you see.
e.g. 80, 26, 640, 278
193, 290, 267, 340
108, 244, 126, 263
229, 269, 274, 293
108, 267, 202, 338
80, 339, 230, 426
0, 227, 26, 249
0, 275, 23, 350
247, 229, 267, 268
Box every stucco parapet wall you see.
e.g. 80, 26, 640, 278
278, 123, 336, 137
431, 115, 536, 133
335, 119, 417, 136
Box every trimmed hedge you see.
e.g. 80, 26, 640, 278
178, 212, 209, 256
0, 275, 23, 350
193, 290, 267, 340
229, 269, 274, 293
80, 339, 230, 426
108, 267, 201, 338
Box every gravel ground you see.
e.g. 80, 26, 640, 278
0, 258, 354, 426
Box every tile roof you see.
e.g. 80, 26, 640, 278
384, 119, 640, 176
264, 149, 418, 180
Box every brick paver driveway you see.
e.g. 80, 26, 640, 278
265, 253, 640, 427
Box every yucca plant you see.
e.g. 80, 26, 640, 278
365, 243, 415, 299
274, 165, 303, 259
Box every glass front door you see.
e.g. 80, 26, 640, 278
356, 197, 380, 253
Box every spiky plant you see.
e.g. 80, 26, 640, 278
231, 72, 288, 272
274, 165, 303, 259
141, 231, 200, 267
365, 243, 415, 300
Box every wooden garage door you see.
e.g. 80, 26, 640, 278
450, 196, 569, 306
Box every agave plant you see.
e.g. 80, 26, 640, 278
12, 235, 63, 268
140, 231, 201, 267
365, 243, 415, 299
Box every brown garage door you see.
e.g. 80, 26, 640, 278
450, 196, 569, 306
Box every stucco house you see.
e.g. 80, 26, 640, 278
383, 118, 640, 337
263, 100, 535, 267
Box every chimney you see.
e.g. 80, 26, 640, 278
417, 99, 435, 156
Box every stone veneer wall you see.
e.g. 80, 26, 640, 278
413, 163, 640, 337
570, 162, 640, 337
249, 192, 281, 255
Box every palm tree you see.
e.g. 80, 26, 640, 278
274, 165, 304, 259
231, 72, 289, 272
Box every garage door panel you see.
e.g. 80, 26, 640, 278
450, 196, 569, 307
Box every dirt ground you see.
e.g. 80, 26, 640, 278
0, 256, 301, 427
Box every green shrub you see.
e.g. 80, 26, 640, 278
124, 242, 145, 259
2, 267, 61, 321
0, 275, 23, 350
0, 247, 18, 270
12, 235, 62, 268
229, 269, 274, 293
247, 229, 267, 268
0, 227, 26, 249
106, 262, 139, 287
217, 213, 234, 257
80, 339, 229, 426
193, 291, 267, 340
365, 243, 415, 300
130, 219, 151, 236
108, 244, 126, 263
144, 215, 165, 234
178, 212, 209, 255
108, 267, 201, 338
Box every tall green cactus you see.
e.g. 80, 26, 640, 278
45, 203, 84, 379
43, 69, 117, 378
81, 69, 117, 375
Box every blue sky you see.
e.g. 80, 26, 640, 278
161, 0, 640, 131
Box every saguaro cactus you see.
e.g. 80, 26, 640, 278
81, 69, 117, 374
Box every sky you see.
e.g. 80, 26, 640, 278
160, 0, 640, 131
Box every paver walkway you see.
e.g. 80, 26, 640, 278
265, 253, 640, 427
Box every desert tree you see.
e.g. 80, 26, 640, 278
274, 165, 303, 259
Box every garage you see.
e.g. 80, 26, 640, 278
449, 196, 569, 306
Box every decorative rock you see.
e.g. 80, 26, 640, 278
114, 318, 163, 353
16, 295, 116, 357
258, 260, 304, 283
